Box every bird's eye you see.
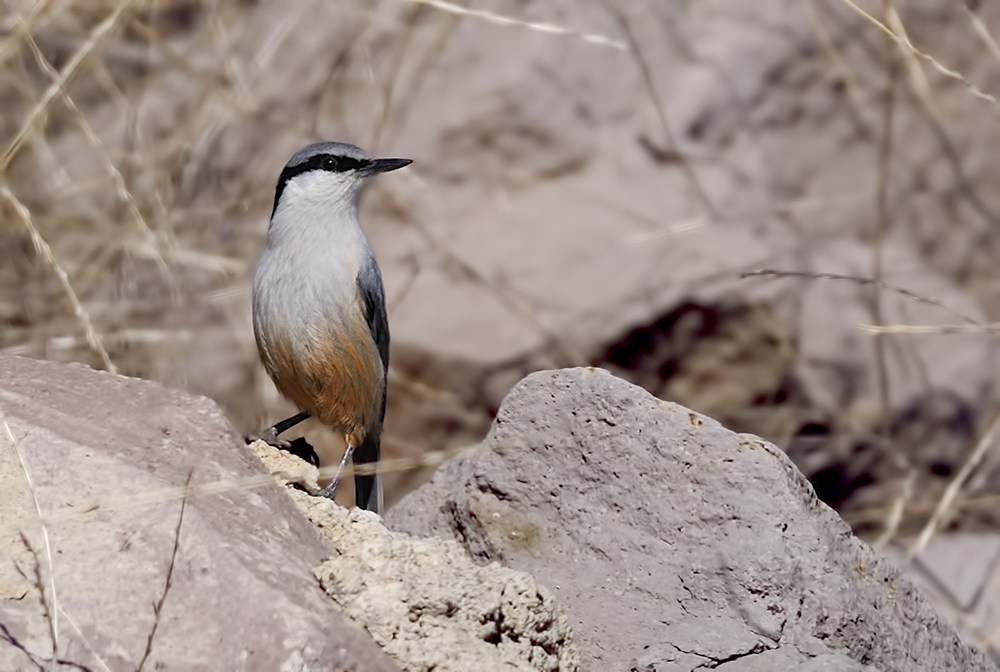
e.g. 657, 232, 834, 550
322, 156, 339, 171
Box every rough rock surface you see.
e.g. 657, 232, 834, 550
0, 353, 399, 671
0, 352, 579, 672
251, 442, 579, 672
386, 368, 996, 672
885, 532, 1000, 661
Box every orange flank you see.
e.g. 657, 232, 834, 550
257, 308, 382, 447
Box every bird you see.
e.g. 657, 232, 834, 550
252, 141, 411, 513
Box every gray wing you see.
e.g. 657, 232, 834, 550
357, 253, 390, 378
355, 252, 388, 513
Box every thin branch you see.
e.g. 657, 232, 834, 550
804, 0, 872, 130
965, 4, 1000, 66
2, 187, 117, 373
838, 0, 998, 107
137, 472, 191, 672
602, 2, 719, 220
0, 621, 46, 671
20, 25, 176, 291
888, 6, 1000, 230
59, 608, 111, 672
907, 406, 1000, 562
872, 1, 903, 550
741, 270, 982, 325
402, 0, 625, 50
861, 323, 1000, 335
371, 4, 423, 153
0, 0, 55, 68
374, 5, 462, 152
0, 0, 139, 171
1, 415, 58, 657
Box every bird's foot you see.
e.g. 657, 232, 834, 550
246, 429, 320, 467
320, 444, 355, 500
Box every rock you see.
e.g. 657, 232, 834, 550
267, 470, 579, 672
0, 353, 579, 672
790, 655, 879, 672
885, 532, 1000, 657
0, 353, 400, 672
386, 368, 996, 672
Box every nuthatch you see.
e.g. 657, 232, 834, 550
252, 142, 411, 513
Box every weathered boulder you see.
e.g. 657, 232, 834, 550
386, 367, 996, 672
0, 353, 400, 671
0, 353, 580, 672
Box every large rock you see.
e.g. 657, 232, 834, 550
0, 353, 581, 672
386, 368, 996, 672
0, 354, 400, 671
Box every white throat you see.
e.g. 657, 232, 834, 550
257, 169, 374, 313
267, 170, 369, 254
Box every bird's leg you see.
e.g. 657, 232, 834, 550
263, 411, 311, 441
320, 441, 356, 500
249, 410, 312, 446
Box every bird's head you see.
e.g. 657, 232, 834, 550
271, 142, 411, 217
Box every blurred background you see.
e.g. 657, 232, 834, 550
4, 0, 1000, 653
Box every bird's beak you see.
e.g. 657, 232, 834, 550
361, 157, 412, 176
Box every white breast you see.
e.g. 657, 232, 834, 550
253, 169, 373, 356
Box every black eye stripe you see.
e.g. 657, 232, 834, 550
272, 153, 370, 215
322, 155, 366, 172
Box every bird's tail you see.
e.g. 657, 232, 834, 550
353, 432, 382, 514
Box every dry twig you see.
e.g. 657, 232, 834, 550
137, 472, 191, 672
861, 323, 1000, 335
908, 407, 1000, 562
871, 0, 904, 550
1, 413, 59, 658
0, 0, 139, 171
602, 1, 719, 221
402, 0, 625, 50
838, 0, 998, 107
741, 270, 981, 325
2, 187, 116, 373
